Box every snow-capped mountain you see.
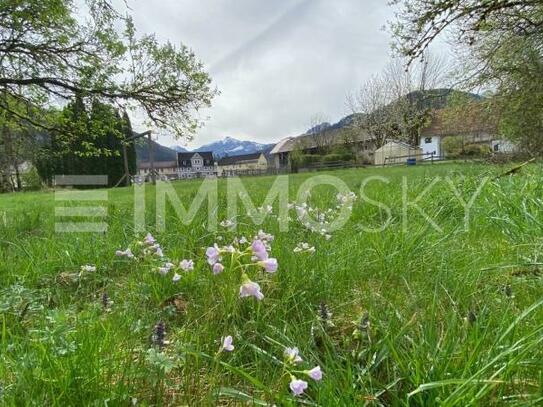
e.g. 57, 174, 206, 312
171, 145, 189, 153
170, 137, 274, 159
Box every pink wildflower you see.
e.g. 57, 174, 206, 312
212, 263, 224, 275
306, 366, 323, 381
239, 280, 264, 300
115, 248, 134, 259
259, 258, 278, 273
251, 239, 268, 261
221, 335, 234, 352
284, 347, 303, 364
144, 233, 156, 245
206, 245, 220, 265
289, 378, 308, 396
179, 259, 194, 271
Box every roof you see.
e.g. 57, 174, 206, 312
177, 151, 214, 161
218, 152, 265, 166
177, 151, 215, 167
270, 137, 296, 154
138, 161, 177, 169
421, 108, 498, 137
270, 128, 371, 154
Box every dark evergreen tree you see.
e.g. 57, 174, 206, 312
36, 97, 129, 188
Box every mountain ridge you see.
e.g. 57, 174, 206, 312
136, 136, 274, 162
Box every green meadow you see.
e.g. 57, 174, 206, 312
1, 163, 542, 406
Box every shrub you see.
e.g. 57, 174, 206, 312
323, 154, 343, 162
300, 154, 322, 165
22, 168, 43, 191
464, 143, 492, 157
442, 136, 464, 157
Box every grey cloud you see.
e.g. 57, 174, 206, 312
123, 0, 395, 148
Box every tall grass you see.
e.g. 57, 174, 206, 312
0, 163, 542, 405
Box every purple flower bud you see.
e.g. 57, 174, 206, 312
101, 292, 110, 309
152, 321, 166, 349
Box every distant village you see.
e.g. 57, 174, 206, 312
137, 105, 517, 182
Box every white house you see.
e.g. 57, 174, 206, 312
419, 109, 518, 158
491, 139, 517, 153
419, 135, 442, 159
177, 152, 216, 179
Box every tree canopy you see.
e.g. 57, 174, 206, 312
390, 0, 543, 153
390, 1, 542, 63
0, 0, 217, 139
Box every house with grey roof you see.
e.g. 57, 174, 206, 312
177, 151, 216, 179
217, 152, 268, 177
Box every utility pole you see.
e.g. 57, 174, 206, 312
115, 130, 152, 188
147, 131, 156, 185
122, 142, 130, 186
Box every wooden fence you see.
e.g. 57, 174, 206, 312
383, 152, 442, 166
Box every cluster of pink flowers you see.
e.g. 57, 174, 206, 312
219, 219, 236, 228
288, 191, 357, 239
336, 191, 357, 207
293, 242, 315, 254
114, 232, 161, 260
217, 336, 322, 397
283, 347, 323, 396
141, 233, 164, 258
249, 204, 273, 217
80, 264, 96, 273
115, 233, 194, 283
205, 230, 278, 301
115, 248, 134, 259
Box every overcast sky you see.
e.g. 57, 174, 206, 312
124, 0, 396, 148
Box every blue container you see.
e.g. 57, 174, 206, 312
406, 158, 417, 166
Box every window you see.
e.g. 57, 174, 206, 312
494, 144, 500, 152
425, 137, 432, 144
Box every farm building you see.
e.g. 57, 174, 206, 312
419, 108, 516, 158
374, 141, 422, 166
217, 152, 268, 177
269, 128, 375, 170
137, 161, 178, 180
